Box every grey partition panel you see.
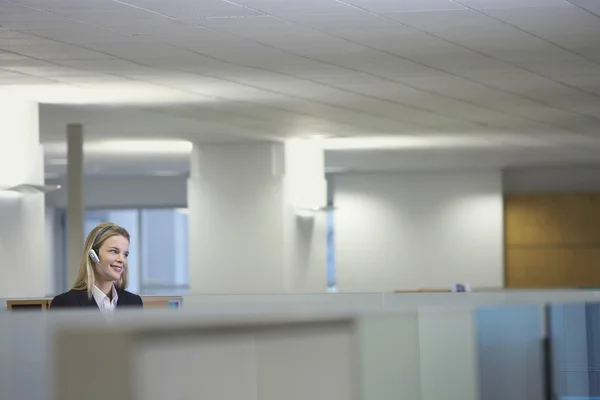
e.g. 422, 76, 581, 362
585, 303, 600, 397
0, 313, 51, 400
182, 293, 385, 314
54, 316, 359, 400
548, 302, 600, 399
357, 313, 421, 400
418, 308, 479, 400
132, 321, 357, 400
475, 305, 544, 400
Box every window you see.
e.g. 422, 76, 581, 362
57, 207, 189, 295
139, 208, 189, 294
326, 174, 337, 292
326, 209, 337, 293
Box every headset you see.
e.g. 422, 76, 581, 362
88, 225, 118, 278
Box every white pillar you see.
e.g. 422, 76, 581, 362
0, 95, 46, 298
66, 124, 84, 287
188, 141, 327, 294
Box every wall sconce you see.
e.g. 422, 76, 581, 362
0, 184, 61, 194
294, 205, 337, 218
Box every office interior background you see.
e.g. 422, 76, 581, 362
0, 0, 598, 299
2, 0, 600, 399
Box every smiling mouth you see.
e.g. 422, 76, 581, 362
111, 266, 123, 272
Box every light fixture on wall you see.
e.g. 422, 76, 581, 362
0, 184, 61, 194
294, 205, 337, 218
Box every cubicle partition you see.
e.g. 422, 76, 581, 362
5, 289, 600, 313
475, 305, 545, 400
55, 314, 360, 400
180, 289, 600, 313
547, 302, 600, 400
3, 290, 600, 400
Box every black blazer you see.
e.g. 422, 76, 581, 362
50, 288, 143, 309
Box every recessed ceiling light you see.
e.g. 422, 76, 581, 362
152, 170, 182, 177
324, 167, 348, 173
321, 135, 496, 150
87, 140, 193, 154
322, 136, 426, 150
48, 158, 68, 165
4, 83, 205, 105
43, 140, 193, 155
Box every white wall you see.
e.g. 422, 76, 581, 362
334, 171, 503, 292
0, 98, 46, 298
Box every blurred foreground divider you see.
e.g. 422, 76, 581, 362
2, 290, 600, 400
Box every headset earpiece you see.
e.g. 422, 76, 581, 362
89, 248, 111, 278
88, 225, 117, 279
89, 249, 100, 263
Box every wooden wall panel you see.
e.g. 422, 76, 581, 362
505, 193, 600, 288
506, 248, 600, 288
505, 193, 600, 246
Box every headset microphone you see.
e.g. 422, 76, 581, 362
89, 249, 113, 279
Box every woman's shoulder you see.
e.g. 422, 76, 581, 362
50, 289, 85, 308
117, 289, 143, 306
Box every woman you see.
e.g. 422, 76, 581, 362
51, 222, 143, 310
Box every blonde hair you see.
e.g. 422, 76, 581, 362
72, 222, 131, 299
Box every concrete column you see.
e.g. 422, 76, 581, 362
187, 141, 327, 294
0, 95, 46, 297
66, 124, 84, 287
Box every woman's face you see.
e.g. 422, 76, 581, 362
95, 235, 129, 282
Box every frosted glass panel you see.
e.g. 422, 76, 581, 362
133, 335, 258, 400
418, 308, 478, 400
255, 327, 353, 400
476, 305, 544, 400
131, 322, 355, 400
549, 303, 600, 399
358, 313, 421, 400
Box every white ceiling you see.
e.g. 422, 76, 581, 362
1, 0, 600, 175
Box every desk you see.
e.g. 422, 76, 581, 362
5, 296, 182, 310
393, 287, 503, 293
5, 299, 50, 311
140, 296, 182, 309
